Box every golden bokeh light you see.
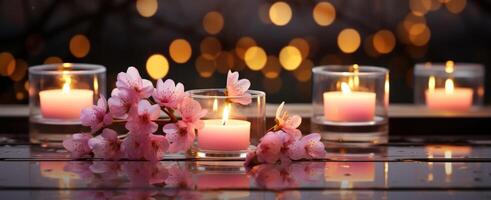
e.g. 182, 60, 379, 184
244, 46, 267, 71
403, 13, 426, 31
289, 38, 310, 59
195, 55, 216, 78
337, 28, 361, 53
446, 0, 467, 14
136, 0, 158, 17
16, 92, 24, 100
373, 30, 396, 54
261, 55, 281, 79
364, 35, 380, 57
235, 37, 257, 60
269, 2, 292, 26
169, 39, 192, 64
146, 54, 169, 80
44, 56, 63, 64
410, 0, 431, 16
409, 23, 431, 46
215, 51, 235, 74
200, 37, 222, 60
429, 0, 442, 10
293, 59, 313, 82
262, 77, 282, 94
69, 34, 90, 58
10, 59, 27, 81
203, 11, 224, 35
279, 46, 302, 71
313, 2, 336, 26
0, 52, 15, 76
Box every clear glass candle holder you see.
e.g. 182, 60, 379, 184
414, 62, 484, 111
29, 63, 106, 146
311, 65, 389, 146
188, 88, 266, 159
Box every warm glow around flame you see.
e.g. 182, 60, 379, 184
222, 104, 231, 125
341, 82, 351, 94
428, 75, 435, 93
445, 78, 454, 94
212, 98, 218, 112
62, 72, 71, 93
445, 60, 454, 73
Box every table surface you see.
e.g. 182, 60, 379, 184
1, 105, 491, 200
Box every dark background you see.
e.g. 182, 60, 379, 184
0, 0, 490, 104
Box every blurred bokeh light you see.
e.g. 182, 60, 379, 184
0, 0, 489, 104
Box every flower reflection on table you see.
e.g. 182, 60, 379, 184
55, 161, 198, 200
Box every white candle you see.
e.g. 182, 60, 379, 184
323, 83, 376, 122
198, 105, 250, 151
39, 75, 93, 119
425, 78, 473, 111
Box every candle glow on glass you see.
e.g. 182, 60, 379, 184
39, 68, 93, 120
198, 104, 251, 151
425, 62, 473, 111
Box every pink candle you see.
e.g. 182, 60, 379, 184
323, 83, 376, 122
425, 89, 473, 111
198, 119, 250, 151
425, 78, 473, 111
39, 89, 93, 119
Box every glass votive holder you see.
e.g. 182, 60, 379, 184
311, 65, 389, 146
414, 62, 484, 111
188, 88, 266, 159
29, 63, 106, 146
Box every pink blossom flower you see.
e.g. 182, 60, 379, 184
256, 132, 283, 164
125, 100, 161, 134
275, 102, 302, 140
244, 151, 257, 167
226, 70, 252, 105
108, 88, 138, 119
152, 79, 186, 109
121, 133, 150, 160
249, 164, 295, 189
163, 123, 195, 153
287, 133, 326, 160
166, 164, 195, 189
116, 66, 153, 99
88, 128, 121, 160
177, 97, 207, 132
63, 133, 92, 158
89, 161, 121, 181
80, 96, 112, 132
144, 134, 169, 161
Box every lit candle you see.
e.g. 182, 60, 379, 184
39, 73, 93, 119
198, 105, 251, 151
323, 82, 376, 122
425, 77, 473, 111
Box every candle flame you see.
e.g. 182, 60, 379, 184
62, 63, 72, 68
445, 78, 454, 94
352, 64, 359, 89
445, 60, 454, 74
222, 104, 231, 126
62, 71, 71, 93
212, 98, 218, 112
385, 74, 390, 93
93, 76, 98, 95
428, 76, 435, 93
341, 82, 351, 94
